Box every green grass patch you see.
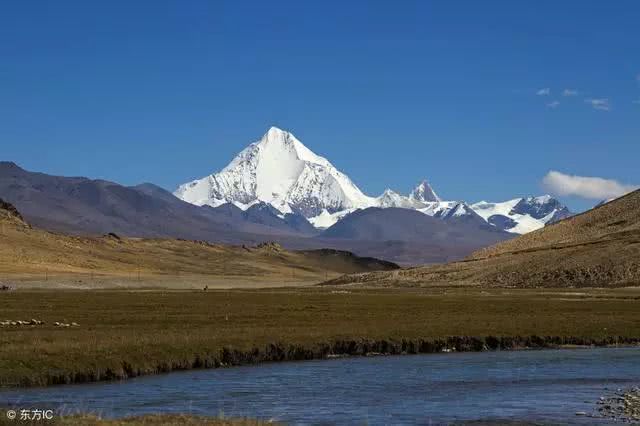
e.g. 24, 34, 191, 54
1, 288, 639, 387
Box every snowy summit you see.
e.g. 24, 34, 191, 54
175, 127, 572, 234
409, 180, 441, 203
174, 127, 375, 217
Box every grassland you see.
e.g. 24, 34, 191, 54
1, 287, 640, 388
0, 413, 273, 426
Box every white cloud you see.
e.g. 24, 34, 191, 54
633, 100, 640, 105
536, 88, 551, 96
585, 98, 610, 111
562, 89, 579, 96
542, 171, 638, 200
546, 100, 560, 108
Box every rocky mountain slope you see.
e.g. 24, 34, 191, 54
324, 190, 640, 288
0, 197, 27, 225
175, 127, 572, 234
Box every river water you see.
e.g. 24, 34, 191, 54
2, 348, 639, 425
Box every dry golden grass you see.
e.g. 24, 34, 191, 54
0, 210, 394, 289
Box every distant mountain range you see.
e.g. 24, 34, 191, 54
0, 127, 580, 264
176, 127, 572, 234
0, 160, 510, 264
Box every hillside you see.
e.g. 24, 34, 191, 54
325, 190, 640, 288
0, 199, 397, 288
0, 198, 27, 225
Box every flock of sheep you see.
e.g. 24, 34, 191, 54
0, 319, 79, 327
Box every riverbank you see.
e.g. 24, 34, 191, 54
2, 288, 640, 388
596, 386, 640, 422
0, 413, 275, 425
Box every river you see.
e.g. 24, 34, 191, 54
2, 347, 639, 424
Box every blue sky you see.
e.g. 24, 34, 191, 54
1, 1, 638, 211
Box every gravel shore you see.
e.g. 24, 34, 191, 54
585, 386, 640, 423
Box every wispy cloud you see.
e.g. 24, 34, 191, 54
546, 100, 560, 109
633, 100, 640, 105
542, 171, 638, 200
584, 98, 610, 111
536, 88, 551, 96
562, 89, 579, 96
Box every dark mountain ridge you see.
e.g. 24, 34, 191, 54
0, 162, 311, 243
321, 207, 511, 244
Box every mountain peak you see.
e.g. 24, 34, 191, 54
409, 179, 441, 203
0, 161, 26, 174
266, 125, 288, 136
471, 195, 573, 233
526, 194, 552, 204
260, 126, 294, 145
376, 188, 423, 209
252, 127, 330, 168
175, 127, 373, 217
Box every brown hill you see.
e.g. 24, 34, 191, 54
0, 200, 398, 288
325, 190, 640, 288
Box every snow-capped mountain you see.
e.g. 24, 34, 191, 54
175, 127, 376, 217
175, 127, 572, 234
471, 196, 572, 234
409, 180, 441, 203
376, 189, 424, 209
415, 201, 461, 219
